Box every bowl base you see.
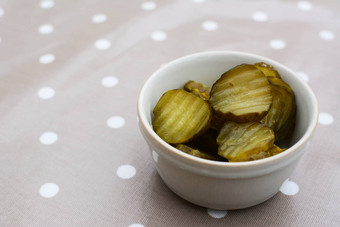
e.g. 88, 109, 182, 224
164, 178, 278, 210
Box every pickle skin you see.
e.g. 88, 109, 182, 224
209, 64, 273, 123
153, 89, 212, 144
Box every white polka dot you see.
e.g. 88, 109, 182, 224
117, 165, 136, 179
252, 11, 268, 22
297, 1, 312, 11
129, 224, 144, 227
40, 0, 55, 9
94, 38, 111, 50
202, 20, 219, 31
107, 116, 125, 128
319, 30, 335, 40
151, 31, 167, 42
101, 76, 119, 87
152, 150, 159, 162
40, 132, 58, 145
207, 209, 227, 218
39, 54, 55, 64
296, 72, 309, 82
0, 37, 2, 43
0, 8, 4, 17
269, 39, 286, 50
38, 87, 55, 99
40, 183, 59, 198
141, 2, 156, 11
280, 179, 299, 195
318, 112, 334, 125
38, 24, 54, 34
92, 14, 107, 23
192, 0, 205, 3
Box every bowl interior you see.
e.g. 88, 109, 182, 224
139, 51, 318, 160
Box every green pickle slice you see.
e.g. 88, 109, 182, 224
175, 144, 225, 161
153, 89, 212, 144
184, 80, 211, 101
261, 78, 296, 142
268, 77, 294, 95
247, 144, 285, 161
217, 122, 275, 162
254, 62, 282, 79
209, 64, 273, 123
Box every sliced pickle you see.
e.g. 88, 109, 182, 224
268, 144, 286, 156
209, 64, 272, 123
267, 77, 294, 96
217, 122, 275, 162
261, 78, 296, 142
184, 80, 211, 101
247, 144, 285, 160
175, 144, 225, 161
153, 89, 212, 144
254, 62, 281, 79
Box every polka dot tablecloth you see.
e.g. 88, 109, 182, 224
0, 0, 339, 226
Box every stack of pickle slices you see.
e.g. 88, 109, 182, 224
152, 62, 296, 162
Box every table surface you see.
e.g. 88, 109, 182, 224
1, 0, 339, 226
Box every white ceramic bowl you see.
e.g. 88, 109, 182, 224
137, 51, 318, 210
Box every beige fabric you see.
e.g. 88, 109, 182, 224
0, 0, 339, 226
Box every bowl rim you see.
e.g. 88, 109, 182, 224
137, 50, 319, 168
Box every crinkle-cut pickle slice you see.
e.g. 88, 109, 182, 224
217, 122, 275, 162
267, 76, 294, 97
175, 144, 225, 161
247, 144, 285, 161
153, 89, 212, 144
261, 81, 296, 142
209, 64, 273, 123
254, 62, 282, 79
268, 144, 286, 156
184, 80, 211, 101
